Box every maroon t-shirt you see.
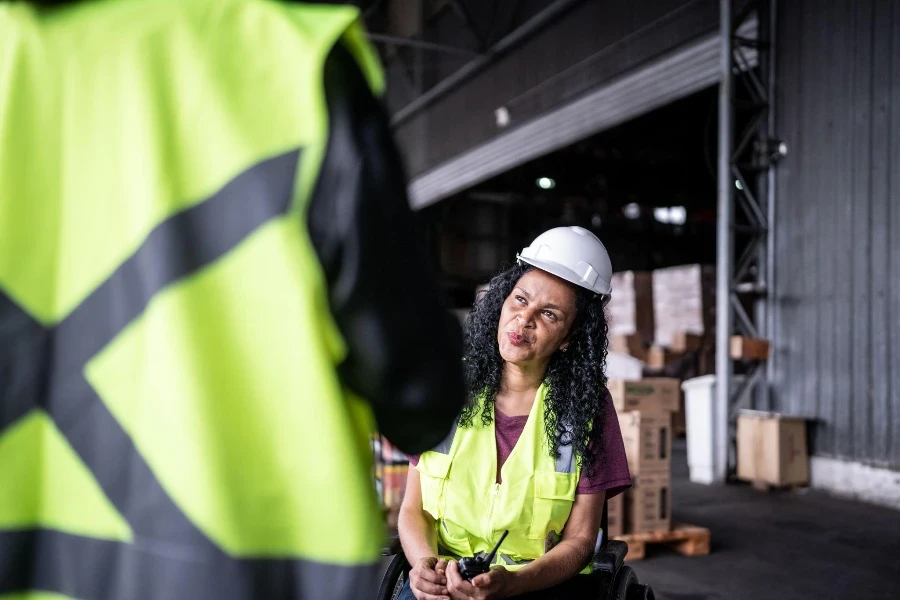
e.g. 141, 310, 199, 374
409, 390, 632, 498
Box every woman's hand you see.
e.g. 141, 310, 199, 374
409, 556, 450, 600
445, 560, 516, 600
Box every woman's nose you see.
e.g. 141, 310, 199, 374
516, 310, 536, 327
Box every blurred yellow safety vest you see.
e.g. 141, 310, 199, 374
0, 1, 385, 598
417, 384, 582, 568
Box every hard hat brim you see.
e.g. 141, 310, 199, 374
517, 255, 611, 299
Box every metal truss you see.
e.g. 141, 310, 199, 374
716, 0, 781, 479
354, 0, 582, 126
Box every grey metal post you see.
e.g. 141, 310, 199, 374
764, 0, 778, 411
754, 0, 771, 412
715, 0, 734, 483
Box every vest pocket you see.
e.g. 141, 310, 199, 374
528, 470, 578, 539
438, 518, 474, 558
417, 452, 452, 518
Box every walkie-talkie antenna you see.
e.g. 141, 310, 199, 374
483, 530, 509, 565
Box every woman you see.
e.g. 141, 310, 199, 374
398, 227, 632, 600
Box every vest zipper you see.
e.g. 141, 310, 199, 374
486, 482, 501, 550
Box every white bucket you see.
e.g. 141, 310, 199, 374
681, 375, 744, 484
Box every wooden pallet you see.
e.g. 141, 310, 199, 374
615, 523, 710, 561
750, 480, 808, 493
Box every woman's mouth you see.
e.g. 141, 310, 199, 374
507, 332, 529, 346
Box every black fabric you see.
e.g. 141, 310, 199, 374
307, 42, 464, 455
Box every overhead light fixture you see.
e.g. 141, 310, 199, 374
754, 138, 789, 163
623, 203, 641, 219
536, 177, 556, 190
653, 207, 670, 223
735, 179, 743, 191
495, 106, 510, 128
653, 206, 687, 225
669, 206, 687, 225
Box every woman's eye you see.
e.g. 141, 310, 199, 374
543, 311, 557, 320
516, 296, 526, 304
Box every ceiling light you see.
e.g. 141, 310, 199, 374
623, 203, 641, 219
653, 207, 670, 223
536, 177, 556, 190
653, 206, 688, 225
669, 206, 687, 225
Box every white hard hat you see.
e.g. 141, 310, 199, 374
517, 226, 613, 300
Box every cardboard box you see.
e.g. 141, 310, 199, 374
606, 493, 624, 539
671, 332, 703, 353
729, 336, 771, 361
737, 411, 808, 486
625, 470, 672, 534
618, 411, 672, 475
610, 333, 648, 362
609, 271, 655, 343
646, 346, 684, 370
608, 378, 681, 413
672, 393, 686, 438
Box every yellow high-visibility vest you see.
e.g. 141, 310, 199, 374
0, 1, 386, 597
417, 384, 582, 568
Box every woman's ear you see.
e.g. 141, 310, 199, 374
560, 342, 569, 353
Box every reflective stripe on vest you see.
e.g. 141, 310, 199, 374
0, 1, 385, 598
416, 384, 581, 568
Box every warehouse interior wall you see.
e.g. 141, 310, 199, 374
392, 0, 720, 178
772, 0, 900, 495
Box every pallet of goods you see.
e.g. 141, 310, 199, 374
608, 271, 655, 345
651, 264, 716, 349
608, 377, 711, 561
617, 524, 711, 561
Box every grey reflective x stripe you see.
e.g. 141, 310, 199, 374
0, 529, 381, 600
0, 149, 375, 598
555, 421, 577, 474
498, 554, 531, 567
437, 544, 463, 560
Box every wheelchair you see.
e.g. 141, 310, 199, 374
377, 501, 655, 600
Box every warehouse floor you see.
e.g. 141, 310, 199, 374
631, 440, 900, 600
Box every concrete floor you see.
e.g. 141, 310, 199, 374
631, 441, 900, 600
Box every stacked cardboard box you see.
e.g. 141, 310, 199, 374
646, 345, 682, 371
610, 378, 677, 534
610, 333, 648, 362
606, 492, 624, 539
652, 265, 716, 349
672, 332, 704, 353
608, 271, 655, 344
737, 411, 809, 486
609, 378, 680, 413
625, 471, 671, 533
729, 336, 771, 361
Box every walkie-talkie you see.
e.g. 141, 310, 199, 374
457, 530, 510, 581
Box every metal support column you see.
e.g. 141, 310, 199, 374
716, 0, 781, 480
715, 0, 734, 484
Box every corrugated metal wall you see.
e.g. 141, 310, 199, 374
773, 0, 900, 467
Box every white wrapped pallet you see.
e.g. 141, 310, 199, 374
652, 265, 716, 348
608, 271, 654, 343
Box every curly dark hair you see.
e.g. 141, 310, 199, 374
460, 262, 610, 476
